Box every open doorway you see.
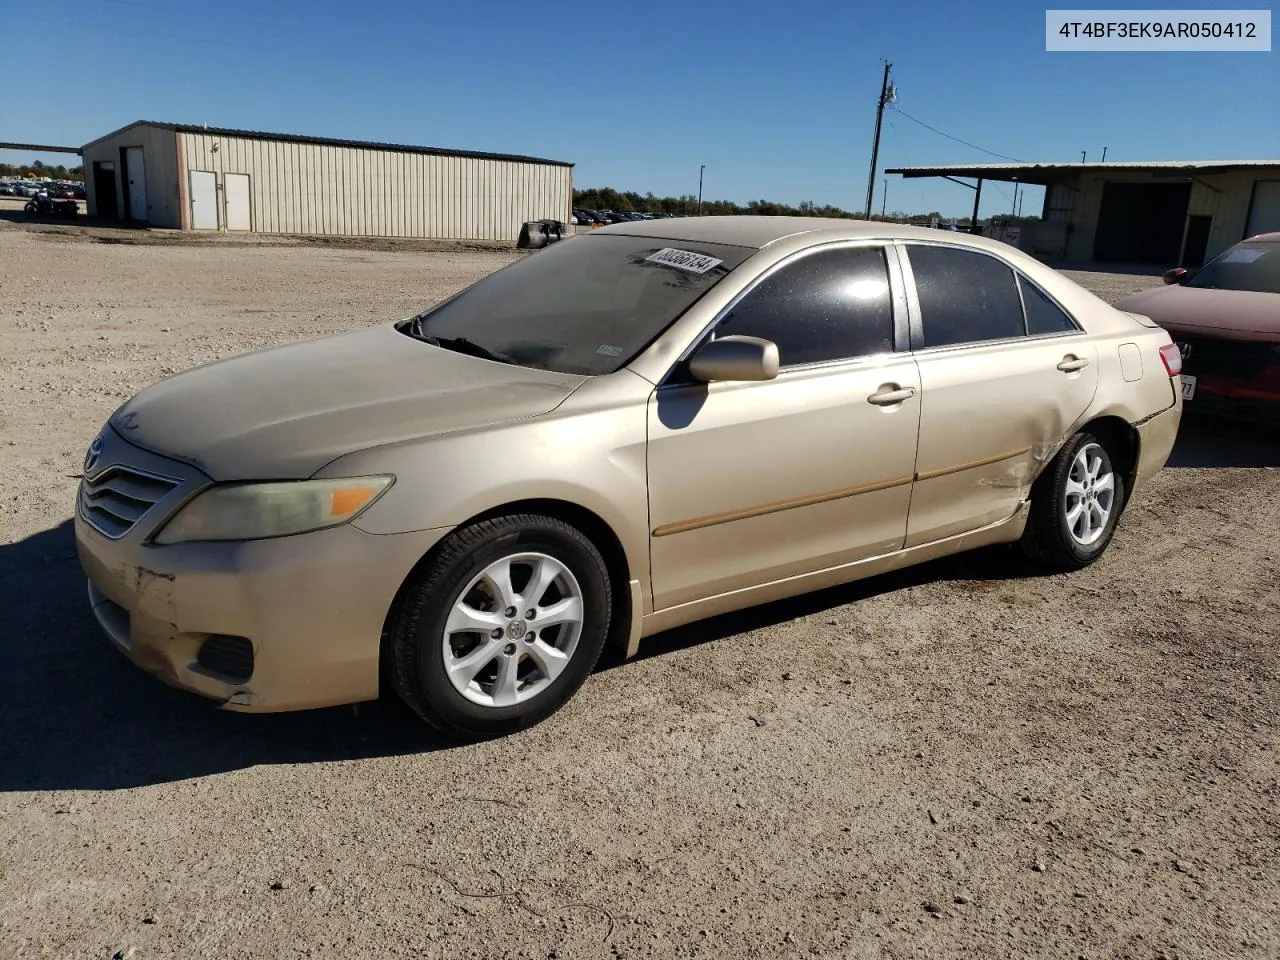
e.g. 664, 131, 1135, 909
1183, 215, 1212, 267
1093, 181, 1191, 263
92, 162, 118, 220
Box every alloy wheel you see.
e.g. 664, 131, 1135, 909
1064, 442, 1115, 547
440, 552, 584, 708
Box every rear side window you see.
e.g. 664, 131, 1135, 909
1019, 275, 1078, 335
713, 246, 895, 366
907, 245, 1025, 348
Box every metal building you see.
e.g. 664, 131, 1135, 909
887, 160, 1280, 267
80, 121, 573, 241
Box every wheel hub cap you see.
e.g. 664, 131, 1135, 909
1064, 442, 1115, 547
440, 551, 585, 709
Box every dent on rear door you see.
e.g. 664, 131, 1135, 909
906, 337, 1100, 548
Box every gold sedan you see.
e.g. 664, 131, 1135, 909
75, 217, 1183, 736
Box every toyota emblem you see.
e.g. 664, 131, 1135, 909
84, 434, 105, 475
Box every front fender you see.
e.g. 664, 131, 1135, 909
315, 396, 652, 597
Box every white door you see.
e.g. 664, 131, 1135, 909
189, 171, 218, 230
125, 146, 147, 221
224, 173, 251, 231
1246, 181, 1280, 237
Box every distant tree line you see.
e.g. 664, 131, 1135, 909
0, 160, 84, 180
573, 186, 971, 224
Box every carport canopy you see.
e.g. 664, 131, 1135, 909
885, 160, 1280, 228
885, 160, 1280, 186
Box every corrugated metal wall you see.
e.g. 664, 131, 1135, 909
178, 131, 571, 241
1065, 168, 1280, 262
81, 124, 181, 227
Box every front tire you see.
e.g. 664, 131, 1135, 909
1019, 431, 1126, 571
388, 514, 612, 738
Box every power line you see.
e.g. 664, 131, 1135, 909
890, 116, 1013, 220
885, 120, 932, 210
888, 106, 1024, 163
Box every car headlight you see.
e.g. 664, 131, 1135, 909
152, 476, 394, 545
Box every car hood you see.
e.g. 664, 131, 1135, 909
110, 323, 587, 480
1116, 285, 1280, 342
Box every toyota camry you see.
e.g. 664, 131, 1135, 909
75, 217, 1184, 737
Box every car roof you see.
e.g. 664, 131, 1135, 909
1244, 232, 1280, 242
588, 214, 997, 250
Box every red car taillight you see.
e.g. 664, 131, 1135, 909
1159, 343, 1183, 376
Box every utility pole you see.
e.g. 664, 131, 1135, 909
1081, 150, 1087, 162
864, 61, 893, 219
1011, 179, 1019, 217
697, 164, 705, 216
881, 178, 887, 219
1101, 145, 1108, 161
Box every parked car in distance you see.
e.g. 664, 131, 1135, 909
75, 216, 1182, 738
1117, 233, 1280, 419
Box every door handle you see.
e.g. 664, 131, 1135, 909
867, 385, 917, 406
1057, 356, 1090, 372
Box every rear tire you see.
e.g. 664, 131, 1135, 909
388, 514, 611, 738
1019, 431, 1126, 571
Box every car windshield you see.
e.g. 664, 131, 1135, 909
401, 234, 753, 375
1186, 240, 1280, 294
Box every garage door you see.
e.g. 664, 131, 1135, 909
1093, 182, 1190, 264
1246, 181, 1280, 237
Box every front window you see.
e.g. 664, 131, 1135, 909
1186, 240, 1280, 294
402, 235, 753, 375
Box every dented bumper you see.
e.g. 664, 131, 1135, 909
76, 512, 447, 712
1131, 399, 1182, 493
73, 427, 448, 712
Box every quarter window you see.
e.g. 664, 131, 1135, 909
907, 245, 1026, 348
712, 246, 895, 366
1019, 275, 1078, 335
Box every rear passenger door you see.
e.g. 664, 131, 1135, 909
899, 242, 1099, 547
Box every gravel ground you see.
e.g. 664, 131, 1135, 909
1, 220, 1278, 960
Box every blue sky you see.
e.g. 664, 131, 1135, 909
1, 0, 1276, 218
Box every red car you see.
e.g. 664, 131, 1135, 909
1117, 233, 1280, 420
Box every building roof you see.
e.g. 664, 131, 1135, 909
81, 120, 573, 167
887, 160, 1280, 185
591, 215, 990, 250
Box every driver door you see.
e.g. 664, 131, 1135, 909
646, 243, 922, 610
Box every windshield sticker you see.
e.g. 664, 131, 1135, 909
1219, 248, 1265, 264
645, 247, 725, 274
596, 344, 623, 356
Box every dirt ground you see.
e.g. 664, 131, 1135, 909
1, 220, 1277, 960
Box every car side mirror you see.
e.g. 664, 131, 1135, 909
1162, 267, 1188, 285
688, 335, 780, 383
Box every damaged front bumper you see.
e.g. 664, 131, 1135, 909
73, 427, 447, 712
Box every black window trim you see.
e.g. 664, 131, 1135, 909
658, 239, 911, 387
895, 239, 1084, 355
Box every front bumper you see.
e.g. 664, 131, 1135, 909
74, 429, 448, 712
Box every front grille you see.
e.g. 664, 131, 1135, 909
80, 466, 180, 539
1176, 337, 1280, 381
197, 635, 255, 681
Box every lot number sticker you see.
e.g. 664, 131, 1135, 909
645, 247, 724, 274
